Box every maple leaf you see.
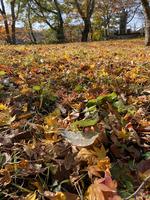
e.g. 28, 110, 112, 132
85, 172, 121, 200
0, 103, 8, 111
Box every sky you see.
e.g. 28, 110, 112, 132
1, 1, 145, 31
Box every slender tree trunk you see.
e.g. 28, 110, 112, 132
0, 0, 11, 43
141, 0, 150, 46
27, 3, 37, 43
10, 0, 16, 44
54, 0, 65, 43
3, 15, 11, 43
82, 19, 91, 42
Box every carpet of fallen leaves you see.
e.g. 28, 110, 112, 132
0, 39, 150, 200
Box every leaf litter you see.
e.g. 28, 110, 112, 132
0, 39, 150, 200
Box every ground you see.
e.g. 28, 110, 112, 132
0, 39, 150, 200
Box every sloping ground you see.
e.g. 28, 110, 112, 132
0, 39, 150, 200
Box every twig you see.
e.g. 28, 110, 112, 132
124, 175, 150, 200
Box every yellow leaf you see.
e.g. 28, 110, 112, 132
20, 86, 32, 95
44, 191, 67, 200
77, 148, 98, 165
139, 169, 150, 180
45, 116, 57, 127
22, 103, 28, 112
117, 128, 129, 139
84, 180, 105, 200
0, 111, 16, 126
0, 103, 8, 111
32, 181, 43, 193
44, 108, 61, 127
25, 192, 37, 200
18, 72, 26, 81
90, 64, 95, 69
93, 145, 107, 160
97, 157, 111, 172
55, 192, 66, 200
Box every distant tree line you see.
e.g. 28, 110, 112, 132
0, 0, 150, 45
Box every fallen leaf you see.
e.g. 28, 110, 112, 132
61, 130, 100, 147
25, 192, 37, 200
0, 169, 11, 186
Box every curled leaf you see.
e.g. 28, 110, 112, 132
61, 130, 99, 147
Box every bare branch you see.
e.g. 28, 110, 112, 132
125, 175, 150, 200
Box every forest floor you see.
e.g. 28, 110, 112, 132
0, 39, 150, 200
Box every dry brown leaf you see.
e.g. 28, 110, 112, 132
0, 169, 11, 186
5, 160, 29, 172
77, 148, 98, 165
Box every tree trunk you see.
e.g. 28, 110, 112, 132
56, 24, 65, 43
27, 3, 37, 44
141, 0, 150, 46
145, 18, 150, 46
119, 9, 128, 35
54, 0, 65, 43
10, 0, 16, 44
3, 15, 11, 43
0, 0, 11, 43
82, 19, 91, 42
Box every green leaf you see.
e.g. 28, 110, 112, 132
127, 106, 136, 115
32, 85, 41, 91
87, 99, 97, 107
106, 92, 118, 102
97, 94, 107, 105
83, 105, 97, 113
143, 151, 150, 160
113, 100, 126, 113
74, 84, 84, 92
72, 116, 99, 128
87, 92, 118, 107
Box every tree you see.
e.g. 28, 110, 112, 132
74, 0, 95, 42
27, 3, 36, 43
117, 0, 140, 35
141, 0, 150, 46
92, 0, 140, 40
94, 0, 118, 39
0, 0, 11, 43
31, 0, 65, 43
0, 0, 21, 44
